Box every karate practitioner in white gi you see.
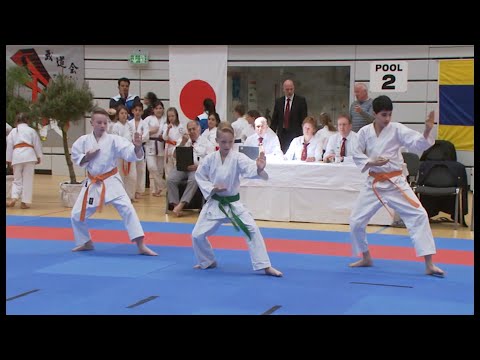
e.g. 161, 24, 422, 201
230, 103, 250, 150
350, 95, 444, 277
6, 113, 43, 209
129, 103, 149, 198
70, 107, 157, 256
192, 122, 283, 277
143, 100, 167, 196
162, 107, 186, 179
111, 105, 137, 201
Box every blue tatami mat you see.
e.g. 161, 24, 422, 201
6, 237, 474, 315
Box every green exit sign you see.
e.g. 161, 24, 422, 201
129, 51, 149, 65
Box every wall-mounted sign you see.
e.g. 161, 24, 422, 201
370, 61, 408, 92
129, 49, 149, 65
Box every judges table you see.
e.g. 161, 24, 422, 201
239, 160, 393, 225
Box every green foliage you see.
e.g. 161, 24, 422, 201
32, 74, 95, 184
33, 74, 94, 128
5, 66, 33, 126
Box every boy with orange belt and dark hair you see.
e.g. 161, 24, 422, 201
349, 95, 444, 277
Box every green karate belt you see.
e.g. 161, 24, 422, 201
211, 193, 251, 240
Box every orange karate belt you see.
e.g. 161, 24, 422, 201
369, 170, 420, 218
122, 160, 131, 176
14, 142, 34, 149
80, 167, 118, 221
165, 139, 177, 163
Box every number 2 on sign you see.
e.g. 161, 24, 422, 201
382, 74, 396, 90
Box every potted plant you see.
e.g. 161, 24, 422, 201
33, 74, 95, 207
5, 65, 34, 196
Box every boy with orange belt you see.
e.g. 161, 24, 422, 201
70, 107, 156, 256
350, 95, 444, 277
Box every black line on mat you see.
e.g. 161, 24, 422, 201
350, 282, 413, 288
6, 289, 40, 301
126, 295, 159, 309
262, 305, 282, 315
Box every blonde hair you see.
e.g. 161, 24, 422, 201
217, 121, 235, 137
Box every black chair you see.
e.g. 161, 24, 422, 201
414, 162, 465, 229
402, 152, 420, 187
165, 181, 205, 213
420, 140, 457, 161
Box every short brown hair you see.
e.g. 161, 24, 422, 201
91, 107, 109, 118
337, 113, 352, 124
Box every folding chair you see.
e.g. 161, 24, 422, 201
414, 163, 462, 229
402, 152, 420, 187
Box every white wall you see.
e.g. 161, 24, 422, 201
45, 45, 473, 184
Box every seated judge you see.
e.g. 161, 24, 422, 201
323, 113, 358, 163
244, 116, 283, 160
167, 120, 215, 216
284, 116, 322, 162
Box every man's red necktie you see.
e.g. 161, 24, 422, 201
340, 137, 346, 157
283, 98, 290, 128
258, 137, 264, 146
301, 142, 309, 161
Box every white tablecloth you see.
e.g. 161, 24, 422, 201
239, 160, 393, 225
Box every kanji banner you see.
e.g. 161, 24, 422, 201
6, 45, 85, 140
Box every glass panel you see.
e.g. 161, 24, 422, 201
227, 66, 350, 127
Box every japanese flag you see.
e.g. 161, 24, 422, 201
169, 45, 227, 125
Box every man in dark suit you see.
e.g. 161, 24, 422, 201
270, 79, 308, 153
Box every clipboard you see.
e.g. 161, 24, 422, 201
175, 146, 194, 171
239, 145, 259, 160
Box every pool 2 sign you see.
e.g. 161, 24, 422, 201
370, 61, 408, 92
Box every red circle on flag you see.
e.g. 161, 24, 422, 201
179, 80, 216, 120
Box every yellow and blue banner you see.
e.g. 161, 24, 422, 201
438, 59, 474, 151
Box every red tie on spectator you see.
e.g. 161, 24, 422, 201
301, 142, 309, 161
340, 137, 347, 157
258, 137, 264, 145
283, 97, 291, 128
